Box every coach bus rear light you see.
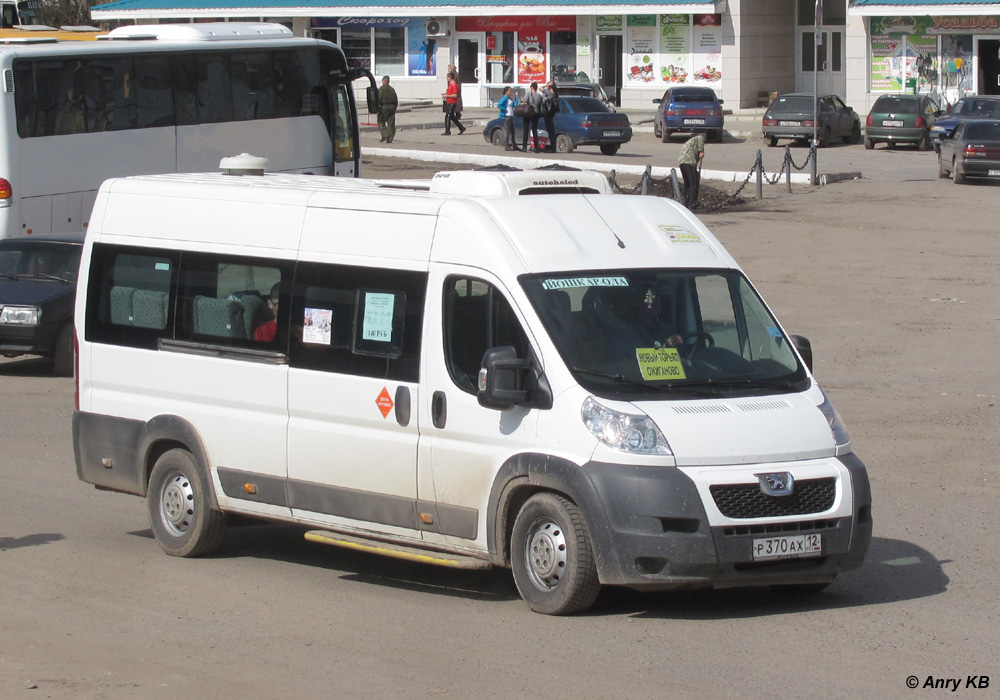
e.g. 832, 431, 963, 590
0, 178, 12, 207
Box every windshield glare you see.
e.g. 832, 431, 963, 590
0, 241, 81, 279
522, 270, 807, 399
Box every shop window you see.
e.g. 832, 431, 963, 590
797, 0, 845, 25
374, 27, 406, 77
550, 31, 577, 82
341, 27, 372, 71
486, 32, 516, 84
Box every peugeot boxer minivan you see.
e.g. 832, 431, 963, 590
73, 164, 872, 615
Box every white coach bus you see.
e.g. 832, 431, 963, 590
0, 22, 377, 239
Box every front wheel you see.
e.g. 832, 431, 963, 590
147, 448, 226, 557
555, 134, 574, 153
600, 143, 621, 156
52, 323, 74, 377
490, 128, 504, 148
511, 493, 600, 615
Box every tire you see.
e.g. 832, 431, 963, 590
600, 143, 620, 156
511, 492, 600, 615
147, 448, 226, 558
953, 159, 965, 184
938, 156, 949, 179
52, 323, 74, 377
844, 122, 861, 144
864, 137, 875, 150
766, 135, 778, 148
490, 128, 504, 148
555, 133, 574, 153
918, 132, 931, 151
818, 128, 831, 148
653, 121, 661, 139
712, 129, 724, 143
660, 127, 670, 144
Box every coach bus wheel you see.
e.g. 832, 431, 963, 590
148, 448, 225, 558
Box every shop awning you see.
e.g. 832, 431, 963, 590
849, 0, 1000, 15
91, 0, 726, 20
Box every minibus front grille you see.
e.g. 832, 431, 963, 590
710, 478, 836, 519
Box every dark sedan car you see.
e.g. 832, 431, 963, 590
930, 96, 1000, 150
483, 96, 632, 155
937, 119, 1000, 184
652, 86, 725, 143
864, 93, 942, 150
762, 93, 861, 147
0, 233, 83, 375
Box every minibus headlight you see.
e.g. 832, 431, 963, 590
582, 397, 672, 455
818, 390, 851, 454
0, 305, 40, 325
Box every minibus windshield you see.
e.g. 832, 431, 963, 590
521, 269, 809, 399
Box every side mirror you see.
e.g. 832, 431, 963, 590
366, 85, 380, 114
790, 335, 813, 373
652, 98, 662, 104
718, 99, 725, 104
477, 346, 531, 410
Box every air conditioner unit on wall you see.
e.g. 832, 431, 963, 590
425, 19, 450, 37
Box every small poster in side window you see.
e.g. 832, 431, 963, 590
303, 307, 332, 345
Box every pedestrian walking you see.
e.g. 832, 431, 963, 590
678, 133, 706, 208
377, 75, 398, 144
540, 81, 560, 152
441, 73, 466, 136
447, 63, 464, 117
521, 82, 544, 152
497, 86, 520, 151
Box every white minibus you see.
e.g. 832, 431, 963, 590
0, 22, 375, 239
73, 164, 872, 615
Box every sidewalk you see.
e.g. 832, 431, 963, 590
363, 103, 860, 186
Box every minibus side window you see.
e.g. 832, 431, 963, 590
85, 244, 178, 348
288, 262, 425, 382
443, 277, 531, 394
176, 254, 290, 349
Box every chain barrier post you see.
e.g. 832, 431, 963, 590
810, 141, 818, 186
755, 150, 763, 199
669, 168, 682, 201
641, 164, 652, 196
785, 145, 792, 193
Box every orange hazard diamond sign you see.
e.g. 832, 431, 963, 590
376, 387, 394, 419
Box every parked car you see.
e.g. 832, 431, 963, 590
762, 93, 861, 147
864, 94, 942, 150
554, 82, 616, 110
930, 96, 1000, 150
652, 86, 725, 143
483, 96, 632, 155
0, 232, 84, 375
937, 119, 1000, 184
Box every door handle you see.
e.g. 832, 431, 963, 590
394, 386, 410, 427
432, 390, 447, 429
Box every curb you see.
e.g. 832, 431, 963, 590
367, 146, 849, 186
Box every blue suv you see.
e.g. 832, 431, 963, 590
653, 86, 725, 143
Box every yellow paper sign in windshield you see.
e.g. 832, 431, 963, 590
636, 347, 687, 381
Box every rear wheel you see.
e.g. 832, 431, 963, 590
953, 159, 965, 184
766, 135, 778, 148
712, 129, 724, 143
511, 492, 600, 615
600, 143, 620, 156
52, 323, 74, 377
818, 127, 831, 148
844, 122, 861, 144
864, 137, 875, 150
918, 131, 932, 151
660, 127, 670, 144
490, 128, 504, 148
555, 134, 574, 153
653, 121, 661, 138
147, 448, 226, 557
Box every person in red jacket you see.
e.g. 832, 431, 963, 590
441, 73, 466, 136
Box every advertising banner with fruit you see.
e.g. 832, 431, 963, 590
691, 14, 722, 86
659, 15, 690, 84
626, 15, 658, 84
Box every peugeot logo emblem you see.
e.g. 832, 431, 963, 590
757, 472, 795, 497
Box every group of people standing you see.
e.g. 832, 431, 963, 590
496, 81, 560, 153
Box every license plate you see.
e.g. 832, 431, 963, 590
989, 169, 1000, 176
684, 118, 706, 125
604, 130, 622, 137
779, 121, 799, 127
752, 533, 822, 561
883, 120, 904, 127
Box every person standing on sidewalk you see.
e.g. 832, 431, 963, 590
678, 133, 706, 208
377, 76, 398, 144
441, 73, 466, 136
497, 86, 520, 151
521, 82, 544, 152
540, 82, 560, 152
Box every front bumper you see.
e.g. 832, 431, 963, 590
578, 453, 872, 590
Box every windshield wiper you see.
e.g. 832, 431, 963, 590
568, 367, 661, 391
23, 272, 72, 284
0, 272, 17, 280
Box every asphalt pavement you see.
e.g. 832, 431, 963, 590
361, 102, 866, 185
